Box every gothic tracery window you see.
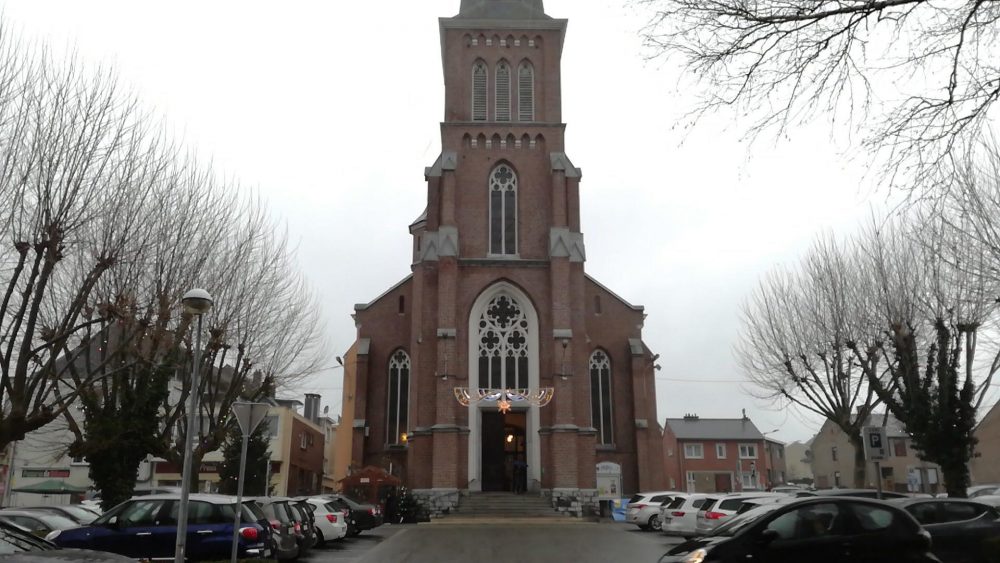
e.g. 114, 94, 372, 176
590, 350, 613, 445
489, 164, 517, 255
472, 61, 488, 121
478, 295, 529, 390
387, 350, 410, 445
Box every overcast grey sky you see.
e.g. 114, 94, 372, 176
0, 0, 922, 444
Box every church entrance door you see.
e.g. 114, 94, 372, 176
480, 410, 527, 492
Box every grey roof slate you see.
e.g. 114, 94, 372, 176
458, 0, 550, 20
665, 418, 765, 441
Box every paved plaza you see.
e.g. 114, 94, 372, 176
302, 522, 682, 563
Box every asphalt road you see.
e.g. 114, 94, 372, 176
303, 522, 683, 563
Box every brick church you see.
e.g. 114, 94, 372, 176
339, 0, 666, 512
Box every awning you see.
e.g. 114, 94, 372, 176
10, 479, 90, 494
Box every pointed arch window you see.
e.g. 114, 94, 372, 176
478, 294, 529, 389
590, 350, 613, 445
387, 350, 410, 445
518, 62, 534, 121
472, 61, 488, 121
495, 61, 511, 121
489, 164, 517, 255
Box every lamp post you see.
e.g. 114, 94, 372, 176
174, 288, 214, 563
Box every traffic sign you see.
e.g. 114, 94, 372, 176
862, 426, 888, 462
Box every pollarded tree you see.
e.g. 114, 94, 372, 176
737, 235, 880, 488
847, 215, 998, 497
636, 0, 1000, 186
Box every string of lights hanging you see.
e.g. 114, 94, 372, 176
453, 387, 554, 413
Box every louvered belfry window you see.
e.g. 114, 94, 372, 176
489, 164, 517, 255
590, 350, 613, 445
518, 62, 534, 121
386, 350, 410, 445
495, 62, 511, 121
473, 62, 488, 121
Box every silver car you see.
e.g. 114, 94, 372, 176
694, 491, 789, 535
659, 493, 707, 538
626, 491, 684, 531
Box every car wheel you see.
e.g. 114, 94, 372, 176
648, 515, 660, 530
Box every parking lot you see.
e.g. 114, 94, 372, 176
300, 521, 684, 563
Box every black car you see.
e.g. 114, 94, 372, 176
324, 495, 382, 537
892, 498, 1000, 563
251, 498, 299, 561
659, 496, 940, 563
0, 520, 134, 562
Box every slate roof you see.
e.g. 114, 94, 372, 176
458, 0, 550, 20
665, 417, 765, 441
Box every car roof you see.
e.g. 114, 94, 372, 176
129, 493, 241, 504
891, 497, 991, 506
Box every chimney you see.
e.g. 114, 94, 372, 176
304, 393, 321, 423
683, 413, 699, 421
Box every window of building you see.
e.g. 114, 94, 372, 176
739, 444, 758, 459
832, 446, 838, 461
740, 472, 757, 489
594, 295, 602, 315
495, 61, 511, 121
478, 294, 529, 389
386, 349, 411, 445
518, 61, 534, 121
589, 350, 613, 445
716, 444, 727, 459
488, 164, 517, 255
299, 433, 307, 450
472, 61, 488, 121
684, 443, 704, 459
893, 438, 907, 457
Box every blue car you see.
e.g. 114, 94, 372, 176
47, 494, 269, 561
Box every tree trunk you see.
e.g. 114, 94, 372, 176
848, 432, 868, 489
940, 458, 970, 498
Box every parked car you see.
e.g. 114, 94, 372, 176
0, 520, 134, 561
660, 497, 940, 563
968, 486, 1000, 499
18, 505, 100, 525
660, 494, 708, 538
0, 510, 80, 538
893, 498, 1000, 563
49, 494, 270, 561
797, 488, 910, 499
251, 497, 299, 561
302, 498, 348, 545
281, 498, 316, 556
695, 492, 789, 535
626, 491, 684, 531
324, 494, 382, 537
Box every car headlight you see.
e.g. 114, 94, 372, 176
44, 530, 61, 542
683, 549, 708, 563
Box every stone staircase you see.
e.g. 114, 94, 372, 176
448, 492, 566, 519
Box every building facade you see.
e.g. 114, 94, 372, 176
344, 0, 665, 514
810, 414, 942, 493
784, 440, 814, 484
662, 415, 772, 493
971, 399, 1000, 485
764, 439, 786, 487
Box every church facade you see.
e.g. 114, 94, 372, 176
343, 0, 666, 513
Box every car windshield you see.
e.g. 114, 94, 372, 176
0, 523, 54, 554
710, 503, 785, 537
29, 513, 78, 530
666, 497, 686, 509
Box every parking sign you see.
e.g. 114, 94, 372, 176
863, 426, 888, 461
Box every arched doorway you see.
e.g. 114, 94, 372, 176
467, 282, 541, 492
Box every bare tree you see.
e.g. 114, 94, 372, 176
737, 235, 879, 488
847, 214, 997, 496
636, 0, 1000, 185
0, 24, 167, 448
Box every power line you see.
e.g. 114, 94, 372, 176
655, 376, 749, 384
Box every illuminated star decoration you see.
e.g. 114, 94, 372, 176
497, 398, 512, 414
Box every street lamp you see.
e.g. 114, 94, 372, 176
175, 288, 214, 563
